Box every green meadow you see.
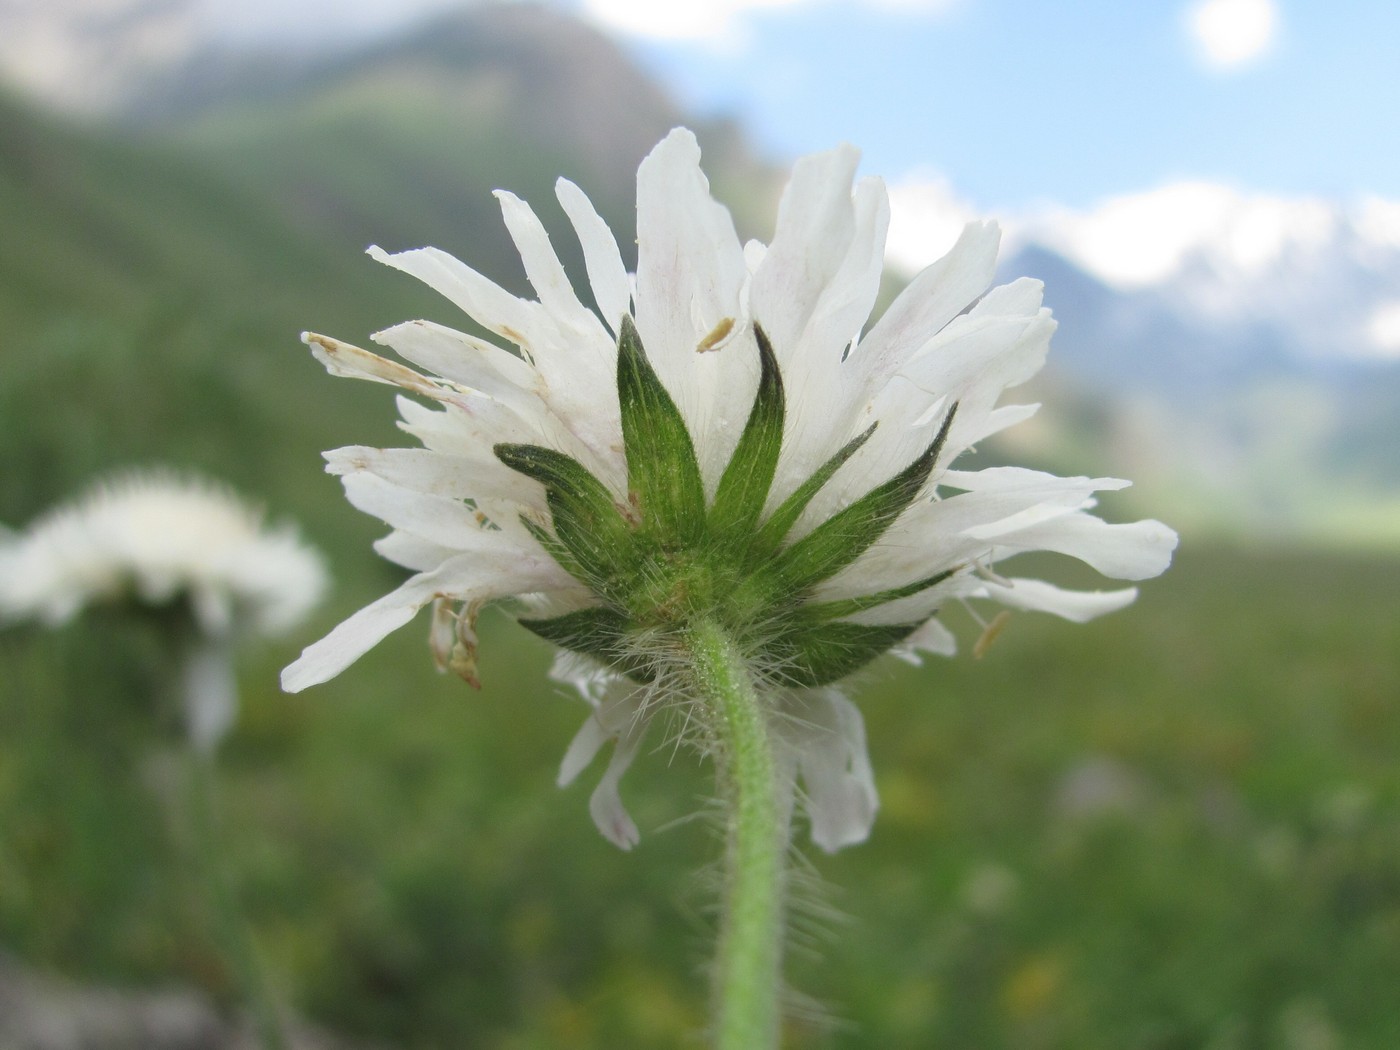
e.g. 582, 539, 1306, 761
4, 545, 1397, 1048
1, 65, 1398, 1047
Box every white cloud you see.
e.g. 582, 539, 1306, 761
1025, 182, 1339, 288
1366, 301, 1400, 358
883, 172, 985, 275
577, 0, 797, 42
577, 0, 957, 43
1186, 0, 1279, 71
885, 171, 1400, 365
1358, 196, 1400, 250
885, 177, 1285, 286
882, 175, 1400, 297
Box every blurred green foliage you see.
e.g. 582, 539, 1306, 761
1, 85, 1398, 1049
3, 547, 1398, 1049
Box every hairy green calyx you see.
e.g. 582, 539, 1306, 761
496, 316, 958, 688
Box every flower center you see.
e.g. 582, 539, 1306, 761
496, 316, 958, 688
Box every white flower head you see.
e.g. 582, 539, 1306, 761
283, 128, 1177, 850
2, 470, 328, 751
0, 470, 327, 639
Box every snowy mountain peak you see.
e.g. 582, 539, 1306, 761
887, 175, 1400, 364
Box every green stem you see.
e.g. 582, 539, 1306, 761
186, 751, 289, 1050
686, 619, 787, 1050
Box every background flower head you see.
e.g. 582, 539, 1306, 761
0, 469, 327, 640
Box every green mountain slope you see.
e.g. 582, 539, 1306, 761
0, 90, 399, 539
148, 5, 775, 274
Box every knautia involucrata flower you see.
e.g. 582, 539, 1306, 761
1, 470, 327, 748
282, 128, 1177, 854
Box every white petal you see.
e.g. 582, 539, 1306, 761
373, 531, 455, 572
783, 689, 879, 853
763, 171, 892, 498
978, 577, 1140, 622
556, 687, 649, 850
897, 617, 958, 660
824, 294, 1052, 518
843, 570, 969, 627
589, 719, 646, 851
496, 189, 609, 341
373, 237, 623, 486
941, 466, 1129, 496
368, 244, 543, 352
182, 638, 237, 753
634, 130, 747, 363
393, 394, 553, 463
372, 319, 540, 414
548, 649, 616, 707
989, 513, 1179, 580
962, 502, 1088, 541
912, 468, 1126, 539
556, 177, 632, 334
750, 144, 861, 362
338, 472, 536, 553
896, 281, 1049, 398
803, 273, 1050, 530
852, 220, 1001, 391
325, 446, 543, 514
282, 553, 567, 691
304, 332, 468, 405
821, 470, 1126, 601
807, 176, 890, 353
281, 555, 474, 691
633, 128, 751, 486
557, 710, 611, 788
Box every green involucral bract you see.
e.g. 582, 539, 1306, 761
617, 315, 707, 547
707, 326, 785, 550
495, 323, 959, 688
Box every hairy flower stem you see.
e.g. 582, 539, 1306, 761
686, 619, 787, 1050
186, 752, 289, 1050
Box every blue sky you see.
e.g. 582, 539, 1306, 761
587, 0, 1400, 210
179, 0, 1397, 209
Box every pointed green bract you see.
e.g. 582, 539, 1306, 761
494, 443, 632, 593
748, 421, 878, 562
617, 315, 706, 546
709, 326, 785, 547
763, 403, 958, 595
765, 619, 923, 688
500, 329, 963, 690
518, 606, 656, 681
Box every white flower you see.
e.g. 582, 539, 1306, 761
283, 128, 1177, 850
0, 471, 326, 637
1, 471, 328, 750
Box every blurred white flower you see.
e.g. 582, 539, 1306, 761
1, 471, 327, 750
284, 128, 1176, 849
0, 470, 326, 637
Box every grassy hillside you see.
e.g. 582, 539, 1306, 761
0, 90, 395, 530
